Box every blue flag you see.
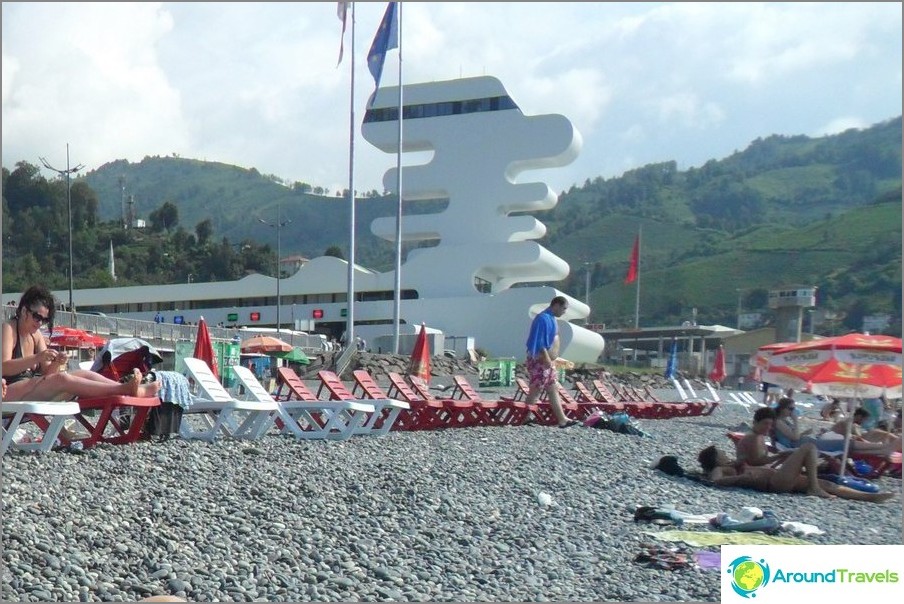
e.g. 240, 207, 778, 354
367, 2, 399, 91
664, 338, 678, 380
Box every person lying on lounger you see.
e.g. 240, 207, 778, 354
697, 442, 895, 503
2, 285, 161, 402
819, 408, 901, 455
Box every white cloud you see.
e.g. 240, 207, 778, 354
2, 2, 900, 197
814, 117, 871, 136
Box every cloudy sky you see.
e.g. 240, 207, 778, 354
2, 2, 901, 197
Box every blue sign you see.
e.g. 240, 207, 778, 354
173, 315, 185, 325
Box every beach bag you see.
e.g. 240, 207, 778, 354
144, 402, 184, 439
92, 338, 163, 383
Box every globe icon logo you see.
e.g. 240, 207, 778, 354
727, 556, 771, 598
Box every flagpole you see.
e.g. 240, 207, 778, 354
634, 226, 641, 329
345, 2, 356, 348
391, 2, 404, 354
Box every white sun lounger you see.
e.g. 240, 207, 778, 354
2, 400, 80, 455
180, 357, 278, 441
231, 365, 375, 440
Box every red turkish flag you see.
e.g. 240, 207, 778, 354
624, 234, 639, 284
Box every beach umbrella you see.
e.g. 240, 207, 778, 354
241, 335, 293, 354
193, 316, 219, 380
764, 333, 902, 476
275, 347, 311, 365
763, 333, 902, 399
408, 323, 431, 384
708, 345, 726, 384
50, 327, 106, 349
750, 341, 797, 393
664, 338, 678, 380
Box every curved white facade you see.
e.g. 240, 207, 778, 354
362, 76, 603, 361
7, 76, 605, 362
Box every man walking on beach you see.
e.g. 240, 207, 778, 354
524, 295, 578, 428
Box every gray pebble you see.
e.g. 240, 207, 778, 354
1, 392, 899, 602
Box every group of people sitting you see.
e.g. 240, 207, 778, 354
694, 391, 901, 504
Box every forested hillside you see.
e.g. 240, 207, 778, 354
2, 117, 900, 334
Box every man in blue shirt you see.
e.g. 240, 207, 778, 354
524, 295, 577, 428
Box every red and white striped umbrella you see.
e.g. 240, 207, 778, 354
762, 333, 902, 399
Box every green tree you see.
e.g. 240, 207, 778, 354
324, 245, 345, 259
195, 218, 214, 245
149, 201, 179, 232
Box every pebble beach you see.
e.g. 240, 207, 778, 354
2, 382, 902, 603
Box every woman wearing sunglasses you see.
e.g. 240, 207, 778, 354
2, 285, 161, 401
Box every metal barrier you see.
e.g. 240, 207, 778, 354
1, 307, 324, 356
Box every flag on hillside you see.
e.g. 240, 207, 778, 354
367, 2, 398, 92
624, 234, 639, 284
336, 2, 350, 66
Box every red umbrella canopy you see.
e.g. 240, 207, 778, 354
241, 335, 293, 354
193, 317, 219, 379
407, 323, 431, 384
50, 327, 107, 349
764, 333, 902, 398
708, 346, 726, 383
750, 341, 798, 371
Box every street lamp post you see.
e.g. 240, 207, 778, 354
582, 261, 592, 324
259, 204, 291, 336
40, 144, 84, 326
736, 288, 743, 330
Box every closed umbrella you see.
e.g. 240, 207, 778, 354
193, 316, 219, 380
708, 345, 726, 384
664, 338, 678, 380
407, 323, 431, 384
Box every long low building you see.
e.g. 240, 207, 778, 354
4, 75, 606, 363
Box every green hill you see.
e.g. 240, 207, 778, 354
3, 116, 901, 334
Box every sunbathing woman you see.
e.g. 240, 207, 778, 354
819, 408, 901, 455
697, 441, 895, 503
2, 285, 161, 402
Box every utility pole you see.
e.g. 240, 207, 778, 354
40, 144, 84, 325
259, 203, 291, 336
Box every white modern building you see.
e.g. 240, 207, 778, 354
5, 76, 606, 363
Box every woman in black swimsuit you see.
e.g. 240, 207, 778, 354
2, 285, 161, 401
